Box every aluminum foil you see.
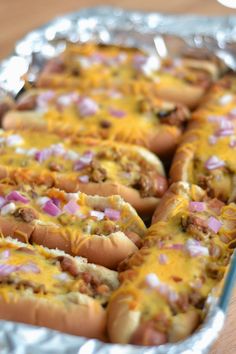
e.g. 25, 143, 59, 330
0, 6, 236, 354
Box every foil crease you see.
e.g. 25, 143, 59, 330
0, 6, 235, 353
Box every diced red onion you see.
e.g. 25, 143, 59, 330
216, 129, 234, 137
37, 90, 55, 108
77, 97, 99, 117
36, 196, 50, 206
145, 273, 160, 288
35, 148, 51, 163
104, 208, 121, 221
1, 202, 16, 216
43, 200, 61, 217
79, 175, 89, 183
133, 54, 160, 76
205, 156, 225, 170
50, 143, 65, 156
57, 92, 79, 107
229, 108, 236, 118
65, 150, 79, 161
51, 197, 60, 207
74, 152, 93, 171
218, 94, 233, 106
6, 191, 29, 204
109, 108, 126, 118
189, 201, 205, 212
27, 148, 38, 157
219, 119, 233, 130
53, 272, 70, 281
167, 243, 184, 250
15, 147, 26, 154
90, 210, 105, 220
80, 151, 93, 164
158, 253, 168, 265
6, 134, 24, 147
208, 216, 222, 233
208, 135, 218, 145
229, 138, 236, 148
20, 262, 40, 273
0, 264, 18, 276
0, 250, 10, 260
63, 199, 80, 215
185, 239, 209, 257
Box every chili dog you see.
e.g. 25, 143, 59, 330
35, 43, 224, 109
0, 237, 119, 339
0, 130, 167, 215
108, 182, 235, 345
0, 184, 146, 269
170, 75, 236, 202
3, 88, 190, 158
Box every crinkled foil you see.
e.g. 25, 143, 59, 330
0, 6, 236, 354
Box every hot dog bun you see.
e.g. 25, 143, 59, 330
0, 237, 118, 340
0, 184, 146, 269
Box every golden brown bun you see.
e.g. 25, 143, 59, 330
0, 130, 166, 216
0, 292, 106, 340
153, 84, 205, 110
0, 237, 119, 339
169, 120, 201, 184
2, 109, 181, 158
0, 189, 146, 269
108, 293, 141, 344
152, 182, 205, 224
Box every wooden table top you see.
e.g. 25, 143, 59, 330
0, 1, 235, 353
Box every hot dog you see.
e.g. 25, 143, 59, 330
170, 75, 236, 202
0, 130, 167, 216
0, 237, 119, 339
3, 88, 190, 158
35, 43, 224, 109
0, 184, 146, 269
108, 182, 235, 345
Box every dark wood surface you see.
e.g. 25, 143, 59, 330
0, 1, 235, 352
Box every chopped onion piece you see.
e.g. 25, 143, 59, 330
20, 262, 40, 273
37, 90, 55, 109
0, 250, 10, 260
189, 201, 205, 212
0, 264, 18, 276
208, 135, 217, 145
43, 200, 61, 217
208, 216, 222, 233
205, 156, 225, 170
79, 175, 89, 183
36, 196, 50, 206
90, 210, 104, 220
109, 108, 126, 118
104, 208, 121, 221
63, 199, 80, 215
158, 253, 168, 265
145, 273, 160, 288
218, 94, 233, 106
1, 202, 16, 216
185, 239, 209, 257
54, 272, 70, 281
15, 147, 26, 154
6, 134, 24, 147
6, 191, 29, 204
77, 97, 99, 117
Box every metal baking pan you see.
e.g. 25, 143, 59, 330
0, 6, 236, 354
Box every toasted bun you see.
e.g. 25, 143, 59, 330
154, 84, 205, 109
108, 293, 141, 344
0, 237, 119, 339
152, 182, 205, 224
0, 187, 146, 269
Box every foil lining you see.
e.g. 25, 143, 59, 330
0, 5, 235, 354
